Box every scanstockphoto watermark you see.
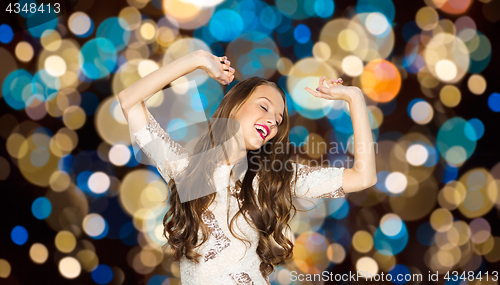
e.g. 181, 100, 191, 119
248, 140, 378, 172
250, 154, 357, 172
257, 140, 379, 156
290, 270, 424, 282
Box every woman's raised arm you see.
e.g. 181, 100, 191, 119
305, 77, 378, 194
118, 50, 234, 133
341, 89, 378, 193
118, 50, 235, 185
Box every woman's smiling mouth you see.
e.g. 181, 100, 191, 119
255, 124, 269, 140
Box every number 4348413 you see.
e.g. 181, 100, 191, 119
444, 271, 498, 281
5, 2, 61, 14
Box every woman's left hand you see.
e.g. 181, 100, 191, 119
305, 76, 360, 102
198, 50, 235, 85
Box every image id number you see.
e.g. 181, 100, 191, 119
5, 2, 61, 14
444, 271, 498, 282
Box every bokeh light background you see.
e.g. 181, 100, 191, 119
1, 0, 500, 284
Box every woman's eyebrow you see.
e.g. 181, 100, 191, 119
258, 96, 283, 121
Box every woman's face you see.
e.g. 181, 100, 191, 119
233, 85, 285, 151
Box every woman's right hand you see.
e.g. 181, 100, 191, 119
197, 50, 235, 85
305, 76, 355, 102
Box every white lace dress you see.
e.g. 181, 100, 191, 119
132, 112, 346, 285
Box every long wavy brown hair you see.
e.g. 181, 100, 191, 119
163, 77, 298, 279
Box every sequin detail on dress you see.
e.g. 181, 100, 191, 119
132, 112, 190, 183
291, 162, 346, 199
316, 186, 345, 199
201, 210, 232, 262
296, 165, 322, 180
144, 112, 188, 157
229, 186, 244, 204
229, 272, 254, 285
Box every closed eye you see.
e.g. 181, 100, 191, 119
260, 105, 280, 126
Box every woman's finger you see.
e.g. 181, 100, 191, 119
224, 74, 234, 85
319, 75, 326, 88
328, 78, 344, 87
221, 58, 232, 71
221, 72, 231, 85
223, 66, 235, 72
305, 87, 328, 99
326, 79, 335, 88
214, 68, 229, 85
305, 87, 317, 97
316, 86, 333, 96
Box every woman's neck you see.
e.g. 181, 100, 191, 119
218, 134, 248, 166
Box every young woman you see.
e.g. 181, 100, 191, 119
118, 50, 377, 285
